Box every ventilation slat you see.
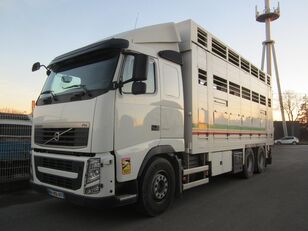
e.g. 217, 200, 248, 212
212, 38, 227, 59
251, 65, 259, 78
252, 91, 259, 103
240, 58, 250, 73
242, 87, 251, 100
197, 28, 207, 47
198, 69, 207, 86
267, 75, 271, 85
268, 98, 272, 107
260, 95, 266, 105
228, 50, 239, 66
229, 82, 240, 97
213, 75, 227, 93
259, 71, 266, 82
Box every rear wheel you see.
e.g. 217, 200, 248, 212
243, 148, 255, 178
255, 147, 266, 173
138, 157, 175, 216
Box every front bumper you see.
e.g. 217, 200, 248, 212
31, 151, 116, 200
32, 183, 137, 208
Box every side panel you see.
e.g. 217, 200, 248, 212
209, 151, 232, 176
195, 46, 209, 151
210, 152, 222, 176
222, 151, 232, 173
184, 43, 272, 154
160, 59, 184, 139
227, 64, 241, 140
182, 50, 193, 153
91, 92, 115, 153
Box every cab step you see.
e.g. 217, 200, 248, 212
115, 194, 137, 202
183, 178, 209, 190
182, 164, 210, 190
183, 165, 209, 176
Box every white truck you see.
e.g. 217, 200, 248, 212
31, 20, 273, 216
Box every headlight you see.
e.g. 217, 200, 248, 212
85, 158, 101, 185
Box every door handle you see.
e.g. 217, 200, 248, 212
151, 125, 160, 131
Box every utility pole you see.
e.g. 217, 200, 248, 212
256, 0, 288, 137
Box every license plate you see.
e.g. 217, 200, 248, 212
47, 188, 65, 199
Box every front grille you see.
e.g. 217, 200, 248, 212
37, 156, 75, 172
35, 156, 84, 190
34, 127, 89, 147
39, 173, 76, 189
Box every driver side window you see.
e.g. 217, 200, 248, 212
121, 54, 156, 94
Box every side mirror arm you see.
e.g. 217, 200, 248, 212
111, 81, 123, 95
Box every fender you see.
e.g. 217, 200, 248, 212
138, 145, 175, 177
137, 145, 183, 197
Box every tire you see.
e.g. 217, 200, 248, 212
242, 148, 255, 179
255, 147, 266, 173
138, 157, 175, 216
277, 142, 281, 145
292, 141, 297, 145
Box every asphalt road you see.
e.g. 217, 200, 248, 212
1, 145, 308, 231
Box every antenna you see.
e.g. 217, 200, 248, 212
134, 12, 140, 29
256, 0, 288, 137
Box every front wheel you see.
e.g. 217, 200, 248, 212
292, 141, 297, 145
138, 157, 175, 216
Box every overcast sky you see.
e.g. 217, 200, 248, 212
0, 0, 307, 118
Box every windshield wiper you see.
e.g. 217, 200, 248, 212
63, 84, 92, 97
40, 90, 58, 101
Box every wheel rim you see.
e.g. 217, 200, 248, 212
152, 171, 169, 201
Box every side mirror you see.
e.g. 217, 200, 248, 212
32, 62, 41, 72
132, 54, 148, 81
132, 82, 146, 95
32, 62, 51, 75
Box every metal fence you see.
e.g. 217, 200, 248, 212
0, 113, 32, 184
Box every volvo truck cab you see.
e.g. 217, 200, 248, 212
32, 23, 185, 216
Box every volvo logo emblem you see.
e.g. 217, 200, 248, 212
53, 132, 60, 141
44, 128, 73, 145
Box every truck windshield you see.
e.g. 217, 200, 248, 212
37, 50, 119, 105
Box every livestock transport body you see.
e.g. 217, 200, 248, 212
31, 20, 273, 216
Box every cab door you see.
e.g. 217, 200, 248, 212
114, 54, 160, 182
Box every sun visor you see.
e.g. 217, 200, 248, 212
49, 38, 129, 66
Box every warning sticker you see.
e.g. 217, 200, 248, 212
121, 157, 131, 175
